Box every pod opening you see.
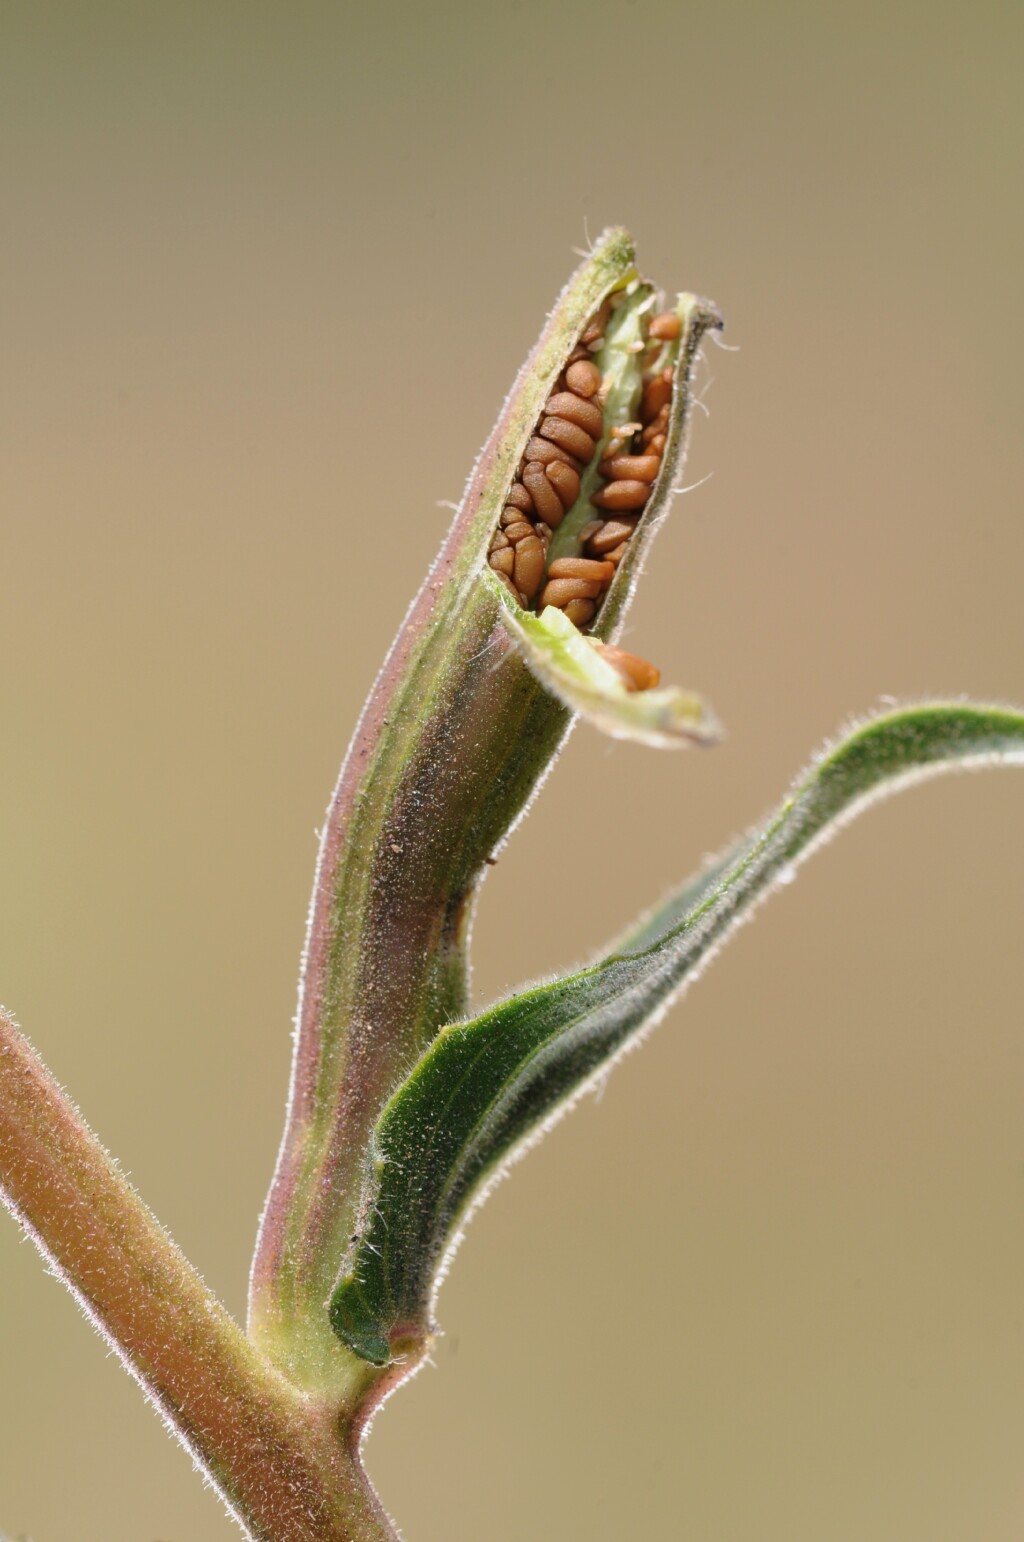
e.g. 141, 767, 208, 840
487, 281, 685, 693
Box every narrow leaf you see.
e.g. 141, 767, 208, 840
330, 703, 1024, 1364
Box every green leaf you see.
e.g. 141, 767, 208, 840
329, 702, 1024, 1363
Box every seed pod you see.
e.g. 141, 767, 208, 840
524, 436, 585, 473
648, 310, 682, 341
546, 557, 616, 584
539, 577, 602, 609
598, 454, 661, 483
513, 535, 546, 601
539, 416, 597, 462
565, 359, 602, 398
563, 597, 597, 627
544, 458, 581, 511
545, 392, 604, 438
591, 480, 651, 512
522, 462, 566, 526
486, 281, 687, 643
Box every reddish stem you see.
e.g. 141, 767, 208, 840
0, 1005, 397, 1542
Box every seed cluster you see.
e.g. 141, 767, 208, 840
488, 299, 684, 693
578, 308, 681, 589
487, 299, 613, 622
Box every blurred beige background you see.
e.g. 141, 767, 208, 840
3, 2, 1024, 1538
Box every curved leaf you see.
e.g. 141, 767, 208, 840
330, 703, 1024, 1364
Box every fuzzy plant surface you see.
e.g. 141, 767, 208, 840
2, 227, 1023, 1541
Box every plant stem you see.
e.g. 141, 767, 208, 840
0, 1006, 397, 1542
248, 230, 639, 1389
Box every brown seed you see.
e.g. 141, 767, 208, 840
585, 519, 637, 555
546, 557, 616, 584
524, 436, 584, 473
540, 416, 598, 462
565, 359, 602, 398
539, 577, 602, 608
578, 519, 605, 546
513, 535, 546, 600
522, 462, 566, 526
591, 479, 651, 512
505, 482, 534, 515
502, 520, 536, 546
641, 408, 671, 444
641, 375, 673, 422
599, 453, 661, 483
599, 644, 662, 692
500, 505, 531, 528
492, 569, 519, 600
600, 541, 630, 565
649, 310, 682, 341
489, 529, 510, 550
488, 548, 515, 577
647, 433, 667, 454
545, 391, 604, 437
535, 520, 553, 544
563, 597, 597, 627
544, 458, 581, 511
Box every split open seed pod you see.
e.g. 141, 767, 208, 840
249, 229, 724, 1392
479, 231, 723, 747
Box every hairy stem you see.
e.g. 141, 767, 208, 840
248, 230, 639, 1391
0, 1006, 396, 1542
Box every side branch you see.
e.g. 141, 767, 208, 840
0, 1006, 396, 1542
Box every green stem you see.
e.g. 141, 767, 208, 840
0, 1007, 396, 1542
